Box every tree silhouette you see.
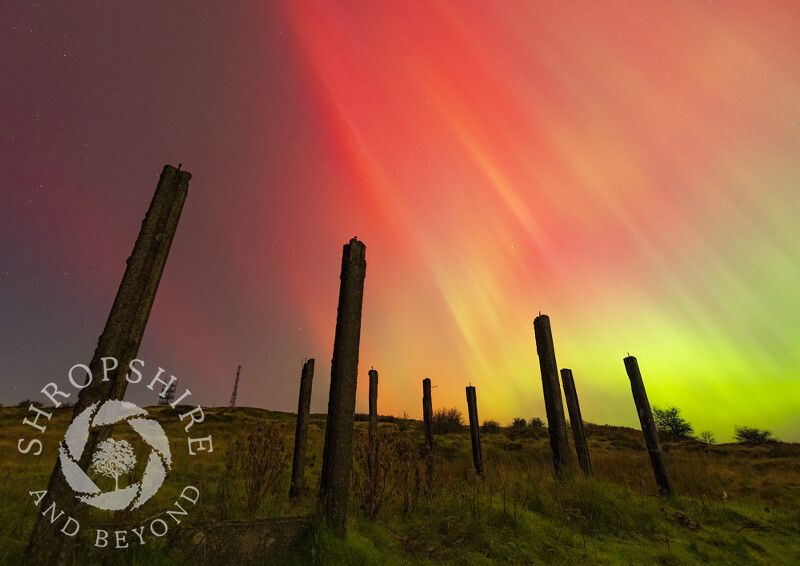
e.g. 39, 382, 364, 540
91, 438, 136, 491
734, 425, 776, 445
652, 405, 694, 439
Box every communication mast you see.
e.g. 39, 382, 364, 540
229, 365, 242, 407
158, 381, 177, 406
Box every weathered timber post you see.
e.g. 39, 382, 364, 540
367, 368, 379, 500
465, 386, 483, 475
422, 378, 435, 493
290, 358, 315, 499
25, 164, 190, 565
624, 355, 674, 495
560, 368, 593, 476
422, 378, 434, 453
533, 314, 572, 477
320, 238, 367, 537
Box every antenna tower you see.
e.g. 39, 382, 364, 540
229, 365, 242, 407
158, 381, 177, 406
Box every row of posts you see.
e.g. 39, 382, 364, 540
26, 164, 672, 562
449, 315, 670, 494
287, 242, 674, 539
276, 230, 673, 543
290, 306, 672, 542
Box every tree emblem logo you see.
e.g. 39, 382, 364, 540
59, 400, 172, 511
91, 438, 136, 491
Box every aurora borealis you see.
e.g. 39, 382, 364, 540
2, 1, 799, 441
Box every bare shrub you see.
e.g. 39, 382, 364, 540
397, 411, 411, 432
481, 419, 501, 433
699, 430, 716, 445
432, 407, 463, 434
353, 429, 425, 518
225, 420, 290, 517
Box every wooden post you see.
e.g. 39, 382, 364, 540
533, 314, 572, 477
25, 164, 190, 565
560, 368, 593, 476
422, 378, 434, 453
367, 368, 379, 495
422, 378, 435, 492
465, 386, 483, 475
320, 238, 367, 537
290, 358, 315, 499
624, 355, 674, 495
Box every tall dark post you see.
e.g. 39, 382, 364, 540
422, 378, 434, 453
624, 355, 674, 495
465, 386, 483, 476
26, 164, 190, 565
533, 314, 572, 477
560, 369, 592, 476
320, 238, 367, 537
290, 359, 315, 499
422, 378, 435, 492
367, 368, 379, 490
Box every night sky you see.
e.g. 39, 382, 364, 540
3, 2, 799, 441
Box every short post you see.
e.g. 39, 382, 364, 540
319, 238, 367, 537
367, 368, 379, 493
560, 369, 593, 476
465, 386, 483, 475
533, 314, 572, 477
624, 355, 673, 495
422, 378, 434, 453
290, 358, 315, 499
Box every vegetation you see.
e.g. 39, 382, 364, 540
1, 406, 799, 565
480, 419, 501, 433
528, 417, 545, 429
14, 399, 44, 409
652, 405, 694, 439
699, 430, 716, 445
734, 425, 777, 445
431, 407, 463, 434
504, 417, 548, 440
225, 420, 291, 517
353, 428, 426, 518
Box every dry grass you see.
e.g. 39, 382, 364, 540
2, 406, 799, 564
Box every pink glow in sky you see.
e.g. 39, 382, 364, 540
3, 1, 799, 441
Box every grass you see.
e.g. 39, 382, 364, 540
1, 405, 799, 564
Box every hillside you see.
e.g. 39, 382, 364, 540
1, 405, 799, 565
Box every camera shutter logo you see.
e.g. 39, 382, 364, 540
59, 400, 172, 511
